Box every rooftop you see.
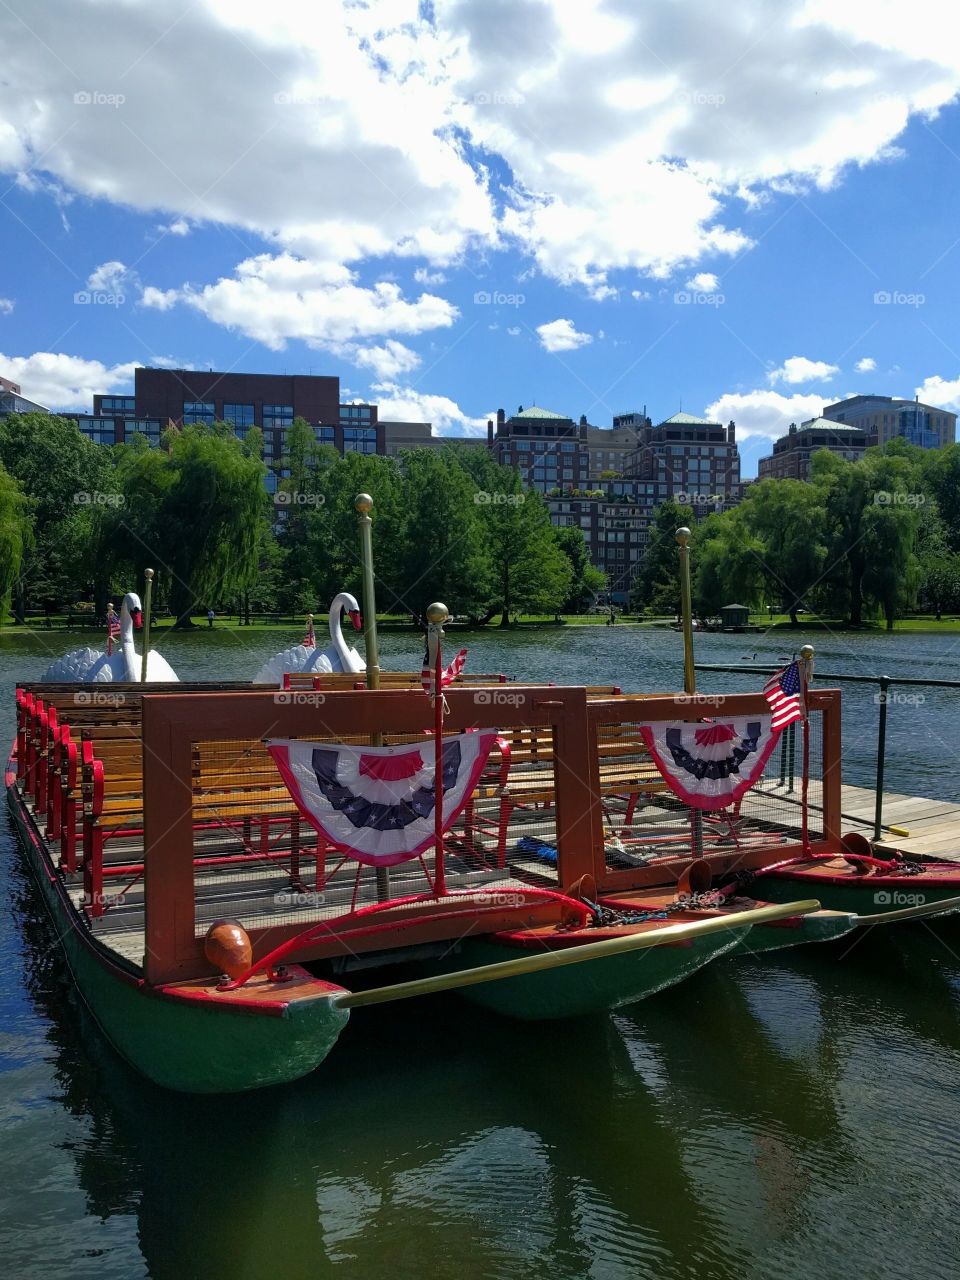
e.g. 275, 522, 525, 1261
660, 411, 716, 426
511, 405, 571, 421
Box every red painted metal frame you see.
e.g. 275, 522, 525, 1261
141, 686, 601, 983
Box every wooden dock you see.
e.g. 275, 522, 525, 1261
839, 784, 960, 860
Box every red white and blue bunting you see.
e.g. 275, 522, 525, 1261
266, 731, 498, 866
638, 716, 782, 811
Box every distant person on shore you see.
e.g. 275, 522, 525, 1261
207, 608, 215, 628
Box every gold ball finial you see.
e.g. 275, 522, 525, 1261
676, 527, 691, 545
800, 644, 815, 661
144, 567, 155, 580
426, 602, 449, 624
355, 493, 373, 514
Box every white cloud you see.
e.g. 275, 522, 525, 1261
0, 352, 137, 410
768, 355, 840, 385
160, 218, 190, 236
144, 253, 458, 350
506, 326, 521, 336
0, 0, 956, 317
140, 286, 178, 311
0, 297, 13, 315
631, 290, 652, 301
87, 260, 129, 292
855, 356, 877, 372
704, 389, 827, 442
348, 339, 421, 380
413, 266, 446, 285
371, 381, 491, 435
536, 318, 593, 354
916, 374, 960, 409
685, 272, 719, 291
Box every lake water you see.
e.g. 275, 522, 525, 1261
2, 624, 960, 1279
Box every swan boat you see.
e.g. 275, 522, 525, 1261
7, 678, 823, 1094
40, 593, 179, 683
253, 593, 364, 684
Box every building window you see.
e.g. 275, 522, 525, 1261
263, 404, 294, 430
340, 404, 374, 423
183, 400, 216, 425
315, 426, 335, 443
100, 396, 136, 416
222, 403, 255, 427
127, 419, 161, 441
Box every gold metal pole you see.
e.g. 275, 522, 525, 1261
355, 493, 381, 691
329, 899, 822, 1009
140, 568, 154, 683
676, 527, 696, 694
356, 493, 389, 898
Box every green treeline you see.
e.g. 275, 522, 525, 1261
632, 442, 960, 628
0, 413, 604, 626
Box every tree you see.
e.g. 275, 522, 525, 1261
108, 423, 269, 627
393, 449, 494, 619
555, 525, 606, 613
0, 464, 30, 623
631, 500, 695, 615
0, 413, 113, 615
737, 479, 827, 624
692, 510, 766, 619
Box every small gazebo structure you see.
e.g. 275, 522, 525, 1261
720, 603, 750, 631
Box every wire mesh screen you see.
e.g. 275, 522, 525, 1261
188, 728, 561, 936
594, 710, 825, 874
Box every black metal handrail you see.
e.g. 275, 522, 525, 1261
695, 663, 960, 840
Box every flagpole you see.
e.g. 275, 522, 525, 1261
140, 568, 154, 684
799, 643, 814, 854
426, 602, 449, 898
676, 527, 704, 859
356, 494, 389, 901
106, 601, 114, 657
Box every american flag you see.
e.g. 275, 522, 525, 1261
421, 644, 468, 694
764, 661, 804, 730
302, 616, 315, 648
107, 609, 120, 656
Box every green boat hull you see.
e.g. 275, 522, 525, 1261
755, 870, 960, 919
727, 909, 857, 954
7, 783, 349, 1093
441, 928, 750, 1021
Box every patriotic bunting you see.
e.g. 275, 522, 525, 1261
638, 716, 782, 810
266, 731, 497, 866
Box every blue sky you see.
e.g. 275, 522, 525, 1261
3, 0, 960, 476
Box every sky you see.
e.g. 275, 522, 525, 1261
3, 0, 960, 476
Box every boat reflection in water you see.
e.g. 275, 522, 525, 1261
12, 826, 960, 1280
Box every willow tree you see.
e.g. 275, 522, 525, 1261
0, 463, 30, 623
110, 423, 268, 626
0, 412, 111, 614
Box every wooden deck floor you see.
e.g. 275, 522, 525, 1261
839, 783, 960, 860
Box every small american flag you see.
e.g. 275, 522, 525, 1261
421, 645, 468, 694
107, 609, 120, 656
764, 661, 804, 730
303, 616, 315, 648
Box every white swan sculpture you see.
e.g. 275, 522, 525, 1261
253, 592, 365, 685
40, 593, 180, 682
